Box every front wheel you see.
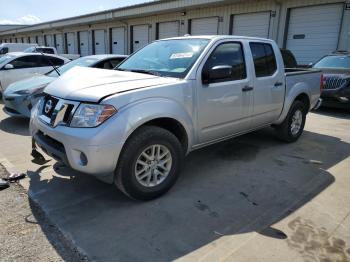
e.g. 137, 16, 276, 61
275, 100, 307, 142
114, 126, 184, 200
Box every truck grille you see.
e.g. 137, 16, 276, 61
39, 95, 79, 127
323, 76, 347, 90
42, 95, 59, 118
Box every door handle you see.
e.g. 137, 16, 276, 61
274, 82, 283, 87
242, 86, 254, 92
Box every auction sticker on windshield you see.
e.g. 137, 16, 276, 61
170, 52, 194, 59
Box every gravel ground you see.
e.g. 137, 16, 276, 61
0, 164, 86, 262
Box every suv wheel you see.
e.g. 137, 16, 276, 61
115, 126, 184, 200
275, 100, 307, 142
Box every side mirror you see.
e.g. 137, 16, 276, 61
4, 64, 14, 70
202, 65, 232, 84
307, 62, 313, 68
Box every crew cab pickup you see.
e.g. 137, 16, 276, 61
30, 36, 322, 200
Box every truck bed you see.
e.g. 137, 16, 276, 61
285, 68, 320, 76
285, 67, 322, 110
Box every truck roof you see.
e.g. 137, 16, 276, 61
159, 35, 275, 43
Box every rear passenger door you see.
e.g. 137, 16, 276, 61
249, 42, 285, 126
196, 41, 253, 143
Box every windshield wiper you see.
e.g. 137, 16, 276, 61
117, 68, 160, 76
38, 50, 61, 76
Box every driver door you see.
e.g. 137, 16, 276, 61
196, 41, 253, 144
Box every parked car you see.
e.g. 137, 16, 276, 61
312, 51, 350, 108
30, 36, 322, 200
0, 53, 70, 95
3, 54, 128, 118
0, 43, 38, 55
24, 46, 80, 60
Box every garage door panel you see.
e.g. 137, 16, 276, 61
37, 36, 44, 46
79, 31, 90, 56
158, 21, 180, 39
286, 4, 343, 65
232, 12, 271, 38
66, 33, 76, 54
94, 30, 107, 55
45, 35, 54, 47
132, 25, 149, 52
111, 27, 125, 54
55, 34, 64, 54
191, 17, 218, 35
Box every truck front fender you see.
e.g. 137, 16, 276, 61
115, 98, 195, 153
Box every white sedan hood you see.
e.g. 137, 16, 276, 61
44, 67, 179, 102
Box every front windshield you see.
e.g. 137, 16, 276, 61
47, 56, 99, 77
313, 56, 350, 69
0, 55, 14, 65
117, 39, 210, 78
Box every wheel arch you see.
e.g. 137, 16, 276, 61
275, 88, 312, 125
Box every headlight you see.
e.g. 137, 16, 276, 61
70, 103, 117, 128
30, 97, 43, 119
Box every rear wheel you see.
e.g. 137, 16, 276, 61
275, 100, 307, 142
115, 126, 184, 200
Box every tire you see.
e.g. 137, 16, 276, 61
115, 126, 184, 200
275, 100, 307, 143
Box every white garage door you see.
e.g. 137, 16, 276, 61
132, 25, 149, 52
79, 31, 90, 56
30, 36, 36, 44
286, 4, 343, 65
94, 30, 106, 55
66, 32, 76, 54
191, 17, 219, 35
37, 36, 44, 46
55, 34, 64, 54
45, 35, 54, 47
232, 12, 271, 38
158, 21, 180, 39
111, 27, 125, 54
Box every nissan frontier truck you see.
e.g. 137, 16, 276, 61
30, 36, 322, 200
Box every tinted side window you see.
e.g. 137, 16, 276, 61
0, 47, 8, 55
42, 56, 65, 67
11, 56, 41, 69
250, 43, 277, 77
94, 60, 111, 69
110, 58, 125, 68
204, 42, 246, 82
281, 49, 297, 68
37, 48, 55, 54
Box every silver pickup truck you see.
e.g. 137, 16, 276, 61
30, 36, 322, 200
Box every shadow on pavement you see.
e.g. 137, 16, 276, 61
0, 116, 29, 136
25, 127, 348, 261
314, 107, 350, 120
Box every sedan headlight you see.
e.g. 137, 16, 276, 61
14, 85, 46, 96
70, 103, 117, 128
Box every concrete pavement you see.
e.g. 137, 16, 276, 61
0, 103, 349, 261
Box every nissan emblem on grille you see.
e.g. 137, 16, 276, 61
44, 99, 53, 114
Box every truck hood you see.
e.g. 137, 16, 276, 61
44, 67, 179, 102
